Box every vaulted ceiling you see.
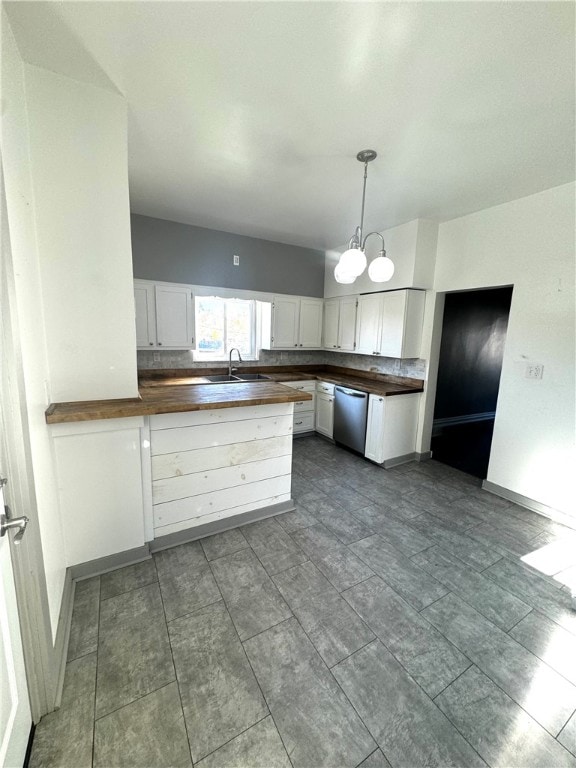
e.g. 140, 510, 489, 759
6, 1, 575, 249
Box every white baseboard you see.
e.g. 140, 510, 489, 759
482, 480, 576, 531
52, 569, 74, 710
150, 499, 295, 553
67, 498, 296, 580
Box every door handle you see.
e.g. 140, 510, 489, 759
1, 508, 29, 544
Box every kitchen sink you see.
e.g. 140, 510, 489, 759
234, 373, 271, 381
204, 374, 242, 382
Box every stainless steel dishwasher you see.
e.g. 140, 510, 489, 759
333, 386, 369, 454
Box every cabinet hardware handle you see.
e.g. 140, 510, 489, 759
296, 401, 303, 405
149, 342, 153, 346
294, 343, 298, 346
158, 342, 163, 346
295, 421, 303, 425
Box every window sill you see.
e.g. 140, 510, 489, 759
192, 357, 260, 363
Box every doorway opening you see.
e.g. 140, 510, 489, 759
431, 286, 513, 479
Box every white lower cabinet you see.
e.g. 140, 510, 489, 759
315, 392, 334, 438
364, 393, 420, 466
283, 380, 316, 434
50, 418, 147, 566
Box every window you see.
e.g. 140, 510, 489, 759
194, 296, 257, 360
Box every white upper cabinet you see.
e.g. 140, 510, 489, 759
355, 289, 425, 359
323, 299, 340, 350
270, 296, 300, 348
134, 281, 157, 347
337, 295, 358, 352
299, 298, 323, 348
355, 293, 382, 355
134, 280, 195, 349
270, 296, 323, 349
155, 284, 195, 348
323, 295, 358, 352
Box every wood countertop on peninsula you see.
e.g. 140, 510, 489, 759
45, 381, 313, 424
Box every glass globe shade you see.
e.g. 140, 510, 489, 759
368, 255, 395, 282
339, 247, 367, 277
334, 261, 356, 284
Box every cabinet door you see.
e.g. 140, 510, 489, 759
155, 285, 195, 348
364, 394, 386, 463
401, 290, 426, 358
378, 291, 406, 358
134, 281, 156, 348
338, 295, 358, 351
315, 393, 334, 438
272, 297, 300, 348
299, 298, 323, 348
323, 299, 340, 350
355, 294, 382, 355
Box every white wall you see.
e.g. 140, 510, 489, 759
324, 219, 438, 298
1, 13, 67, 639
2, 13, 141, 636
420, 183, 576, 518
24, 64, 138, 402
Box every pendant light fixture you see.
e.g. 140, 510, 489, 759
334, 150, 395, 284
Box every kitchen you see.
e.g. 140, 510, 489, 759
1, 2, 575, 767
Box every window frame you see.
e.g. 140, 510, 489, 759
193, 294, 259, 361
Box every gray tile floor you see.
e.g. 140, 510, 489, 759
31, 436, 576, 768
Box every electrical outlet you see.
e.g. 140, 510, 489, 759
233, 254, 239, 266
525, 363, 544, 379
153, 352, 161, 362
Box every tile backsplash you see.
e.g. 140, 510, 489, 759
137, 349, 426, 380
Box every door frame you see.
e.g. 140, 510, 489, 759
1, 166, 56, 722
417, 286, 513, 470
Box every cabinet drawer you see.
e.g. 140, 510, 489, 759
293, 412, 315, 433
294, 393, 315, 412
316, 381, 335, 395
283, 380, 316, 391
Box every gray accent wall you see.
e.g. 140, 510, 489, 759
131, 213, 325, 297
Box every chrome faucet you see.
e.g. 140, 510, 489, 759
229, 347, 243, 377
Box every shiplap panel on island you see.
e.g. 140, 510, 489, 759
147, 402, 294, 538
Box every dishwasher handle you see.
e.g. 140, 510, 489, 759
335, 387, 367, 398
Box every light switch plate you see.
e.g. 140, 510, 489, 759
233, 254, 240, 266
525, 363, 544, 379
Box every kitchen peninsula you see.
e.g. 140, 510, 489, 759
45, 367, 422, 575
46, 380, 312, 572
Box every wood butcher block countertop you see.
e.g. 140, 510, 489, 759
45, 365, 423, 425
45, 381, 313, 424
138, 365, 425, 399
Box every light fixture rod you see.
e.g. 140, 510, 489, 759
354, 149, 377, 249
358, 161, 368, 246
